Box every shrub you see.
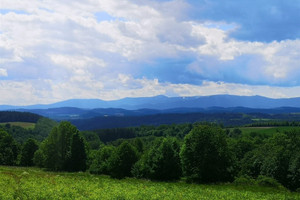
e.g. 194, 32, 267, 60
256, 175, 283, 189
233, 175, 255, 186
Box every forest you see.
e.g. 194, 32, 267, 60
0, 111, 300, 193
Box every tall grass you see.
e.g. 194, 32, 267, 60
0, 166, 299, 200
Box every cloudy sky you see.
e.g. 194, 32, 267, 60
1, 0, 300, 105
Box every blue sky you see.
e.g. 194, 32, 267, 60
0, 0, 300, 105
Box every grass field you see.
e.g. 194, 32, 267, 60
0, 122, 35, 129
0, 166, 299, 200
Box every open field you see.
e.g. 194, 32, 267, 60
0, 166, 299, 200
0, 122, 36, 129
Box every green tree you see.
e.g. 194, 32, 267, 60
89, 145, 115, 175
240, 131, 300, 190
133, 138, 181, 181
288, 152, 300, 191
33, 118, 58, 141
229, 136, 255, 161
37, 121, 81, 171
82, 131, 102, 150
0, 130, 19, 166
108, 141, 139, 179
67, 132, 87, 172
20, 138, 39, 166
180, 125, 233, 183
133, 137, 144, 153
33, 147, 45, 167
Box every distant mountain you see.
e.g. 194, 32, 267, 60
2, 95, 300, 110
10, 106, 300, 121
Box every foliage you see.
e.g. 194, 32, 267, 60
133, 137, 144, 153
34, 121, 87, 171
108, 141, 139, 179
228, 136, 255, 161
0, 117, 57, 144
240, 129, 300, 191
2, 113, 300, 192
89, 145, 115, 175
67, 132, 87, 172
81, 131, 102, 150
132, 137, 181, 181
32, 117, 58, 141
180, 125, 234, 183
288, 152, 300, 191
0, 111, 41, 123
20, 138, 39, 166
33, 147, 45, 168
233, 175, 256, 186
255, 175, 284, 189
0, 130, 19, 165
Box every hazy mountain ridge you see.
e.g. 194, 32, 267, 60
2, 95, 300, 111
4, 106, 300, 121
1, 95, 300, 120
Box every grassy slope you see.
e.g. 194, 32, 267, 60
234, 126, 300, 137
0, 166, 299, 200
0, 122, 35, 129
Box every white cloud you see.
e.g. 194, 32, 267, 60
1, 0, 300, 105
49, 54, 106, 70
0, 68, 7, 77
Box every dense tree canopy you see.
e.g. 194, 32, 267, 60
132, 138, 181, 181
34, 121, 87, 171
1, 116, 300, 191
20, 138, 39, 166
67, 132, 87, 172
180, 125, 233, 183
108, 141, 139, 179
0, 130, 19, 165
89, 146, 115, 175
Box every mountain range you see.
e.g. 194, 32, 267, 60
2, 94, 300, 130
1, 95, 300, 111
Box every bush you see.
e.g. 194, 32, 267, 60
233, 175, 255, 186
256, 175, 283, 189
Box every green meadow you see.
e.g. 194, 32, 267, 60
0, 122, 36, 129
1, 166, 299, 200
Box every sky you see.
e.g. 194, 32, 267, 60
1, 0, 300, 105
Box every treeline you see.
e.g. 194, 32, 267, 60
0, 118, 57, 143
0, 117, 57, 166
71, 112, 300, 131
91, 123, 193, 143
1, 121, 300, 192
71, 113, 253, 130
0, 111, 41, 123
246, 121, 300, 127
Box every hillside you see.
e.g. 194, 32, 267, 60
0, 111, 41, 123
